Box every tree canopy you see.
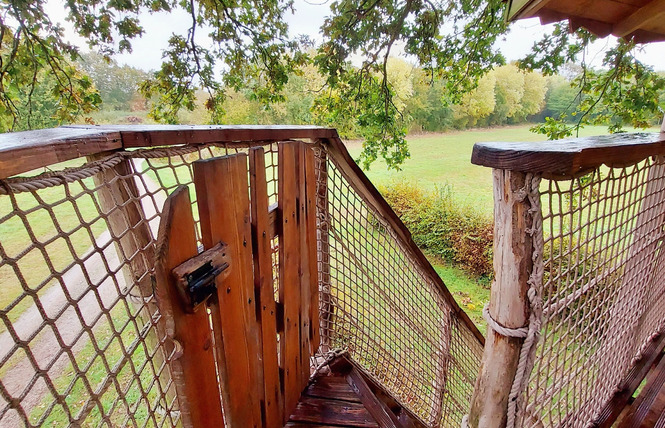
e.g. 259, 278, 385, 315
1, 0, 664, 168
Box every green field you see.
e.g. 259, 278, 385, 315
346, 125, 658, 219
345, 124, 660, 329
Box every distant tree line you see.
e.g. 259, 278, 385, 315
10, 53, 665, 140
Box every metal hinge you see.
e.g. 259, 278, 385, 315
171, 242, 231, 312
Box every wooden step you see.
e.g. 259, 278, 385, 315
617, 351, 665, 427
285, 355, 427, 428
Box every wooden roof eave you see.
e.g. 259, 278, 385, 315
504, 0, 665, 43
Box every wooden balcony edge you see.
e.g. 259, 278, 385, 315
0, 125, 338, 179
471, 132, 665, 178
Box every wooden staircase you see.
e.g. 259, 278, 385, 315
285, 355, 425, 428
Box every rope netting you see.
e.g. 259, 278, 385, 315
513, 156, 665, 427
0, 142, 278, 427
322, 147, 484, 427
0, 136, 483, 428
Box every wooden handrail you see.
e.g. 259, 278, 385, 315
471, 132, 665, 178
0, 125, 337, 179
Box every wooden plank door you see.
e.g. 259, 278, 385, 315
153, 146, 321, 427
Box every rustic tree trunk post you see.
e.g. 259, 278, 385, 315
467, 169, 535, 428
661, 113, 665, 135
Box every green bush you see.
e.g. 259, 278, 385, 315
379, 180, 494, 279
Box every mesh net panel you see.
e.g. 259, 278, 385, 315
321, 146, 484, 427
517, 157, 665, 427
0, 142, 280, 427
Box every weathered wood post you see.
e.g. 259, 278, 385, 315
88, 153, 156, 314
316, 140, 333, 352
467, 169, 535, 428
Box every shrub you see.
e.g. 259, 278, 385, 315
379, 180, 494, 279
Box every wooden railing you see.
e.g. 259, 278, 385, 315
467, 130, 665, 428
0, 125, 483, 427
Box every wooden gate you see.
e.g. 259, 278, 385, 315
152, 142, 320, 427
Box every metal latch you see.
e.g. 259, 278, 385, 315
171, 242, 231, 312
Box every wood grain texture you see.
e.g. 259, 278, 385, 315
507, 0, 665, 42
194, 153, 263, 428
2, 125, 340, 179
324, 136, 485, 345
64, 124, 337, 148
471, 133, 665, 178
88, 153, 155, 308
153, 186, 224, 428
288, 397, 379, 427
346, 367, 401, 428
467, 170, 534, 428
594, 334, 665, 427
304, 144, 321, 353
249, 147, 284, 427
614, 0, 665, 36
304, 376, 362, 403
298, 142, 312, 390
1, 128, 121, 179
279, 141, 303, 418
617, 353, 665, 428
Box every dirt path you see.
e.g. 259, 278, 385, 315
0, 160, 166, 426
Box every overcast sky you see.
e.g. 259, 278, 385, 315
47, 0, 665, 72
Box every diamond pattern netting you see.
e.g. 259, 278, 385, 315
0, 142, 279, 427
321, 148, 483, 427
517, 157, 665, 427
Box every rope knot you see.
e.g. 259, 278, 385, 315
483, 304, 529, 339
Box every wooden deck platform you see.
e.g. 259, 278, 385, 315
285, 356, 426, 428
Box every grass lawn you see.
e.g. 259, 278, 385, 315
345, 125, 659, 219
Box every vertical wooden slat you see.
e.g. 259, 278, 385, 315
249, 147, 284, 427
279, 142, 303, 418
153, 186, 224, 428
304, 144, 321, 353
194, 154, 263, 428
298, 143, 312, 389
316, 143, 333, 352
88, 154, 155, 309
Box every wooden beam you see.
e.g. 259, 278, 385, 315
153, 186, 225, 428
506, 0, 551, 20
467, 170, 535, 428
471, 133, 665, 178
64, 124, 337, 148
346, 367, 401, 428
1, 128, 121, 179
593, 333, 665, 427
614, 0, 665, 38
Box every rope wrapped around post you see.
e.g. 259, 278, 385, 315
465, 172, 544, 428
